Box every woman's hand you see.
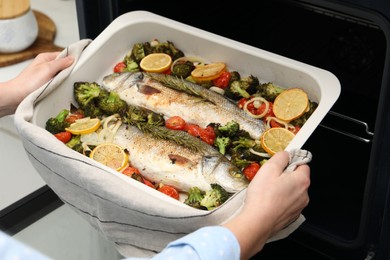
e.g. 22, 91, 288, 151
0, 52, 74, 117
223, 150, 310, 259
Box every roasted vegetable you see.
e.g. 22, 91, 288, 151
65, 135, 83, 153
224, 75, 259, 100
45, 109, 70, 134
214, 136, 232, 155
290, 101, 318, 127
232, 136, 257, 151
73, 82, 101, 108
171, 60, 195, 78
83, 103, 104, 118
122, 58, 140, 72
229, 71, 241, 82
153, 41, 185, 61
74, 81, 128, 117
217, 121, 240, 137
184, 186, 205, 209
200, 183, 232, 210
130, 42, 151, 63
97, 90, 128, 116
256, 82, 284, 102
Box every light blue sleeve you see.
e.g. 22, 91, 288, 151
0, 231, 50, 260
0, 226, 240, 260
128, 226, 240, 260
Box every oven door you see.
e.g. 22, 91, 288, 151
74, 0, 390, 259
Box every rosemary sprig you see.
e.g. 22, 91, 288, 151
137, 123, 209, 153
123, 105, 209, 153
148, 73, 203, 98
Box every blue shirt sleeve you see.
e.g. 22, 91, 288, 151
131, 226, 240, 260
0, 226, 240, 260
0, 231, 50, 260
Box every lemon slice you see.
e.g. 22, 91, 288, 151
140, 53, 172, 73
89, 143, 129, 172
273, 88, 309, 121
260, 128, 295, 156
191, 62, 226, 82
65, 117, 101, 135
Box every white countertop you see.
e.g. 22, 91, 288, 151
0, 0, 80, 211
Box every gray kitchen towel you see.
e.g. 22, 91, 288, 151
14, 39, 312, 258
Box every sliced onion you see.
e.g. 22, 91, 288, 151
170, 56, 206, 71
80, 114, 122, 146
243, 96, 269, 119
249, 148, 271, 158
266, 116, 295, 130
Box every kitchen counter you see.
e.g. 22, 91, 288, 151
0, 1, 122, 259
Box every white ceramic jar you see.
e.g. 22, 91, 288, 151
0, 8, 39, 53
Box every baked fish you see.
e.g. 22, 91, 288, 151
102, 72, 266, 139
113, 124, 249, 193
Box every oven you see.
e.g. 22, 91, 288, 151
74, 0, 390, 259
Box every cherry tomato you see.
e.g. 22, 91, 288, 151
165, 116, 186, 130
185, 123, 203, 138
113, 61, 126, 73
213, 71, 231, 89
158, 185, 180, 200
243, 162, 261, 181
54, 131, 72, 143
143, 179, 156, 189
200, 126, 216, 145
246, 101, 274, 118
237, 98, 248, 109
269, 118, 283, 128
65, 112, 84, 124
122, 166, 140, 177
162, 68, 172, 75
290, 125, 301, 134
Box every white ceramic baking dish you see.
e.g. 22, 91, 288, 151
32, 11, 340, 153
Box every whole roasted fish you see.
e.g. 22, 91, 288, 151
102, 72, 266, 139
113, 124, 249, 193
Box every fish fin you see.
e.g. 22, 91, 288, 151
137, 84, 161, 95
168, 154, 196, 168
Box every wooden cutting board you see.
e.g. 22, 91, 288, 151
0, 10, 64, 67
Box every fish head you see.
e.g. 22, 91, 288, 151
102, 72, 145, 92
202, 155, 249, 193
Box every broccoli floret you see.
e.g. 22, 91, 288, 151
229, 71, 241, 82
225, 80, 251, 99
218, 121, 240, 137
74, 82, 101, 108
214, 136, 232, 155
123, 58, 140, 72
65, 135, 83, 153
45, 109, 70, 134
239, 75, 260, 95
225, 75, 260, 100
83, 103, 104, 118
125, 106, 149, 124
232, 136, 257, 151
153, 41, 185, 60
130, 42, 150, 63
256, 82, 284, 102
230, 156, 254, 169
200, 183, 232, 210
290, 101, 318, 127
184, 187, 205, 209
171, 60, 195, 78
97, 90, 128, 116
